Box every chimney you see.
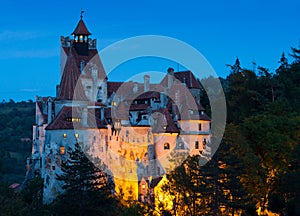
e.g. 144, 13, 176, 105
82, 108, 88, 127
144, 75, 150, 92
133, 83, 138, 94
100, 108, 105, 120
167, 67, 174, 89
47, 98, 52, 123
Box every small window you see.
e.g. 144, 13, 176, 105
60, 146, 65, 155
195, 141, 199, 149
52, 166, 55, 170
63, 133, 67, 138
164, 143, 170, 150
98, 86, 102, 90
203, 138, 207, 146
157, 166, 160, 175
86, 86, 91, 89
75, 133, 79, 139
199, 123, 202, 131
112, 101, 117, 106
177, 142, 184, 149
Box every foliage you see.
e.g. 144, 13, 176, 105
51, 142, 120, 215
0, 101, 34, 183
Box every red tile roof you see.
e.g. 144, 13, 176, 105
136, 91, 160, 100
46, 106, 107, 130
72, 19, 91, 35
57, 52, 88, 101
107, 82, 123, 98
129, 103, 149, 111
151, 108, 179, 133
160, 71, 201, 89
62, 47, 107, 80
111, 101, 129, 120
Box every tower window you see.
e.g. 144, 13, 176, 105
199, 123, 202, 131
79, 35, 84, 42
164, 143, 170, 150
195, 141, 199, 149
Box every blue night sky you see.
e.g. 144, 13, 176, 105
0, 0, 299, 101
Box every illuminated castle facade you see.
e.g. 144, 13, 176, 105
26, 16, 211, 203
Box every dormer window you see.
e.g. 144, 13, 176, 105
164, 143, 170, 150
177, 142, 184, 149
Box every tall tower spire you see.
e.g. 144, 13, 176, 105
72, 11, 91, 56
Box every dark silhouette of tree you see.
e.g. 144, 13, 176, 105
52, 142, 119, 216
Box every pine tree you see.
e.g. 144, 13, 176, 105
52, 142, 119, 216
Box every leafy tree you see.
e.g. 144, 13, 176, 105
227, 113, 300, 215
159, 155, 216, 216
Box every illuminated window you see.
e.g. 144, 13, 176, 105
112, 101, 117, 106
66, 117, 81, 122
142, 184, 146, 189
195, 141, 199, 149
75, 133, 79, 139
164, 143, 170, 150
79, 35, 84, 42
63, 133, 67, 138
60, 146, 65, 155
203, 138, 207, 146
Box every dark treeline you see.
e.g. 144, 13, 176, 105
0, 100, 35, 183
0, 45, 299, 215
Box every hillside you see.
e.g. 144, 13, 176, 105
0, 100, 35, 184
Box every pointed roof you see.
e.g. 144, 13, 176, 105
72, 19, 91, 35
57, 49, 88, 101
160, 70, 201, 89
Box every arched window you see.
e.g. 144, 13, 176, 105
164, 143, 170, 150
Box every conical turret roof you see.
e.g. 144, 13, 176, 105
72, 19, 91, 35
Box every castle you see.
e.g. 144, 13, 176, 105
26, 15, 211, 203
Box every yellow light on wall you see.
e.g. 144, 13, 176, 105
63, 133, 67, 138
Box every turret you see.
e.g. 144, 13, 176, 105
72, 11, 91, 56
